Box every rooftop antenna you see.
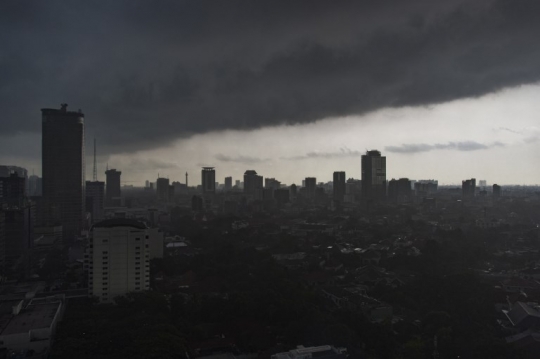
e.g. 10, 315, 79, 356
93, 138, 98, 182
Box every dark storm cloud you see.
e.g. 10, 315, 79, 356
385, 141, 505, 153
2, 0, 540, 156
215, 154, 268, 164
285, 148, 361, 160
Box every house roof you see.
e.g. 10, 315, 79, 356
505, 302, 540, 327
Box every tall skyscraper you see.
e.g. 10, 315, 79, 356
105, 169, 122, 206
244, 170, 263, 196
462, 178, 476, 198
42, 104, 85, 239
305, 177, 316, 198
493, 184, 501, 197
86, 181, 105, 224
156, 177, 170, 201
0, 173, 26, 207
201, 167, 216, 194
388, 178, 412, 203
0, 166, 28, 196
333, 172, 346, 201
224, 177, 232, 191
361, 150, 386, 201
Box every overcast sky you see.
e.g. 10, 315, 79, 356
1, 0, 540, 185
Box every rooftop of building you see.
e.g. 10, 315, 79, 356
41, 104, 84, 117
0, 300, 61, 336
92, 218, 147, 230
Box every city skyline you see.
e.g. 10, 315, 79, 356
2, 1, 540, 186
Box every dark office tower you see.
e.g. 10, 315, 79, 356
0, 166, 28, 196
244, 170, 263, 195
290, 184, 298, 198
361, 150, 387, 201
493, 184, 501, 197
201, 167, 216, 195
333, 172, 346, 201
305, 177, 316, 198
0, 173, 26, 207
388, 178, 412, 203
42, 104, 85, 239
224, 177, 232, 191
105, 169, 122, 206
156, 177, 170, 201
85, 181, 105, 223
462, 178, 476, 198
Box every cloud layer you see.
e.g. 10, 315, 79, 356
2, 0, 540, 157
385, 141, 505, 153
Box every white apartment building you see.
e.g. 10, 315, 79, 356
86, 219, 155, 303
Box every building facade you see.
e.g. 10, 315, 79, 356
333, 172, 346, 202
86, 219, 153, 303
361, 150, 386, 201
41, 104, 85, 239
201, 167, 216, 195
85, 181, 105, 224
105, 169, 121, 206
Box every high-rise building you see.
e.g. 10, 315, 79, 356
224, 177, 232, 191
86, 219, 159, 303
462, 178, 476, 198
414, 180, 438, 198
201, 167, 216, 194
0, 166, 28, 196
388, 178, 412, 203
156, 177, 170, 201
85, 181, 105, 224
304, 177, 316, 198
244, 170, 263, 196
333, 172, 346, 201
265, 178, 281, 190
361, 150, 386, 201
41, 104, 85, 239
493, 184, 501, 197
0, 173, 26, 207
105, 169, 122, 206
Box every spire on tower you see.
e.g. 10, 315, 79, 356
185, 172, 188, 187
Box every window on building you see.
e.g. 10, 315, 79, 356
102, 239, 108, 243
103, 267, 108, 270
135, 272, 140, 275
135, 277, 140, 280
135, 267, 140, 270
135, 287, 140, 290
102, 251, 108, 254
135, 282, 140, 285
135, 262, 140, 265
135, 246, 140, 250
135, 238, 140, 241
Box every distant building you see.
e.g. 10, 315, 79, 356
0, 173, 26, 207
361, 150, 386, 201
333, 172, 346, 202
86, 219, 159, 303
0, 166, 28, 196
462, 178, 476, 198
191, 195, 204, 212
201, 167, 216, 195
85, 181, 105, 224
244, 170, 263, 196
28, 175, 42, 197
388, 178, 412, 203
42, 105, 85, 239
156, 177, 170, 202
224, 176, 232, 190
304, 177, 316, 198
265, 178, 281, 190
275, 188, 290, 206
414, 180, 438, 198
493, 184, 502, 197
105, 169, 122, 206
